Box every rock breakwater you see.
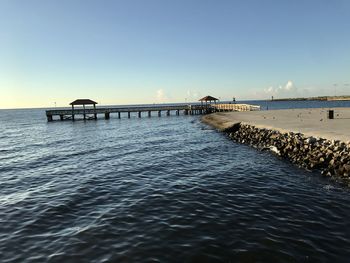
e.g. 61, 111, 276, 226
223, 123, 350, 185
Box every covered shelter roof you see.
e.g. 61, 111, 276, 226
199, 95, 219, 102
70, 99, 97, 105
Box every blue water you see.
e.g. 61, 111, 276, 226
1, 101, 350, 262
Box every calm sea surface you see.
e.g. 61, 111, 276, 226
1, 100, 350, 262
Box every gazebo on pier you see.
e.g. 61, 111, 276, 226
199, 95, 219, 107
70, 99, 97, 120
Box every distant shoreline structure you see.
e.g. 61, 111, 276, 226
271, 95, 350, 101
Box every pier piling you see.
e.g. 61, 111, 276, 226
83, 105, 86, 120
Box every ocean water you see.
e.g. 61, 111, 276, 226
1, 101, 350, 262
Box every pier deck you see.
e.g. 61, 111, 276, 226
45, 103, 260, 122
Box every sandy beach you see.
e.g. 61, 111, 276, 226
202, 108, 350, 143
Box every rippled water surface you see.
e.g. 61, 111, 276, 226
1, 106, 350, 262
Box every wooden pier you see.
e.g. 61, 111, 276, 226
45, 97, 260, 122
45, 103, 260, 122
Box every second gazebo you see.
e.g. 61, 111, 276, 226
199, 95, 218, 107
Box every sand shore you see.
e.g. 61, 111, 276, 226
202, 108, 350, 143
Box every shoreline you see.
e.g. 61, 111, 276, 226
202, 108, 350, 185
271, 95, 350, 101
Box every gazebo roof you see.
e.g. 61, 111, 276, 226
199, 95, 219, 102
70, 99, 97, 105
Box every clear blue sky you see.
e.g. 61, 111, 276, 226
1, 0, 349, 108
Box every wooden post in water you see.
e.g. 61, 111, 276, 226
93, 104, 97, 120
71, 105, 75, 121
128, 112, 131, 118
83, 104, 86, 120
105, 112, 110, 120
47, 114, 53, 122
176, 110, 179, 116
60, 115, 64, 121
148, 111, 151, 117
138, 111, 141, 118
167, 110, 170, 116
158, 110, 161, 117
118, 112, 121, 119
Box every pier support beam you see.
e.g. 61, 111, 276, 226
105, 112, 110, 120
158, 110, 161, 117
176, 110, 179, 116
184, 109, 188, 115
60, 115, 64, 121
47, 115, 53, 122
167, 110, 170, 116
118, 112, 121, 119
138, 111, 141, 118
128, 112, 131, 118
148, 111, 151, 117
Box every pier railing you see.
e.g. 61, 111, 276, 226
212, 104, 261, 112
46, 105, 188, 115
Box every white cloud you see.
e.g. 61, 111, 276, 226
186, 90, 202, 101
156, 89, 167, 103
248, 81, 334, 100
285, 80, 293, 91
263, 80, 297, 98
264, 86, 274, 93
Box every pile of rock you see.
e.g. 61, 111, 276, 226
225, 123, 350, 182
